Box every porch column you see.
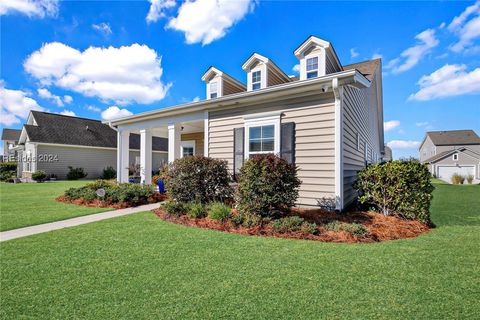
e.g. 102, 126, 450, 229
117, 130, 130, 183
168, 123, 181, 163
140, 128, 152, 184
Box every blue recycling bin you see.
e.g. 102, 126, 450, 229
157, 179, 165, 193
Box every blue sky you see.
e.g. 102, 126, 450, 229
1, 0, 479, 159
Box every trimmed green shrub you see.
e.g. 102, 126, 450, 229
101, 166, 116, 179
354, 159, 434, 224
66, 166, 88, 180
300, 222, 319, 235
32, 170, 47, 182
187, 203, 207, 219
241, 213, 263, 228
161, 201, 186, 215
0, 170, 16, 182
163, 156, 233, 204
235, 154, 301, 218
208, 202, 231, 221
466, 174, 474, 184
270, 216, 304, 233
64, 186, 97, 201
324, 221, 368, 236
0, 161, 17, 173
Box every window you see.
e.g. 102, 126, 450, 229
248, 125, 274, 155
252, 71, 261, 90
210, 82, 218, 99
181, 141, 195, 157
306, 57, 318, 79
453, 153, 459, 161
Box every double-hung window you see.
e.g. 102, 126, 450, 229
306, 57, 318, 79
210, 82, 218, 99
252, 71, 261, 90
248, 125, 274, 156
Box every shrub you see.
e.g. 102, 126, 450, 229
32, 170, 47, 182
324, 221, 368, 236
101, 166, 116, 179
0, 170, 16, 182
64, 186, 97, 201
354, 159, 434, 224
161, 201, 186, 215
208, 202, 231, 221
270, 216, 304, 233
235, 154, 301, 218
0, 161, 17, 173
300, 222, 319, 235
466, 174, 474, 184
163, 156, 232, 204
66, 166, 88, 180
451, 173, 464, 185
187, 203, 207, 219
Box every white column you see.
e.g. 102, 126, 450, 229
168, 123, 181, 163
204, 111, 209, 157
117, 130, 130, 183
140, 128, 152, 184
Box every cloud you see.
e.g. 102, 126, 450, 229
292, 64, 300, 73
447, 1, 480, 52
448, 0, 479, 32
350, 48, 359, 59
58, 109, 76, 116
92, 22, 112, 36
87, 105, 101, 112
101, 106, 133, 120
386, 29, 439, 74
166, 0, 255, 45
192, 96, 200, 102
24, 42, 171, 105
409, 64, 480, 101
0, 83, 44, 125
37, 88, 64, 106
384, 120, 400, 132
387, 140, 420, 149
146, 0, 176, 23
0, 0, 58, 18
63, 95, 73, 103
416, 122, 429, 127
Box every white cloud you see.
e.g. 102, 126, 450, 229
87, 105, 101, 112
409, 64, 480, 101
350, 48, 359, 59
166, 0, 255, 45
448, 1, 480, 52
416, 122, 429, 127
37, 88, 63, 106
24, 42, 171, 105
63, 95, 73, 104
386, 29, 439, 74
101, 106, 133, 120
0, 0, 58, 18
0, 83, 44, 125
192, 96, 200, 102
58, 109, 76, 116
92, 22, 112, 36
387, 140, 420, 149
292, 64, 300, 73
146, 0, 176, 23
384, 120, 400, 132
448, 0, 479, 32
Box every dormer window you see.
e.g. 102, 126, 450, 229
252, 71, 261, 90
306, 57, 318, 79
210, 82, 218, 99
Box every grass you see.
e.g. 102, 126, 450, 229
0, 181, 110, 231
0, 181, 479, 319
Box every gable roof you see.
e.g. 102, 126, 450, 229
343, 59, 381, 81
423, 147, 480, 163
1, 128, 21, 142
23, 111, 167, 151
425, 130, 480, 146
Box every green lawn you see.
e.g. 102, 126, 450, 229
0, 181, 110, 231
0, 181, 479, 319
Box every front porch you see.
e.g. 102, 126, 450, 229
115, 111, 208, 184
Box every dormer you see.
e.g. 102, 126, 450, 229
242, 53, 291, 92
294, 36, 342, 80
201, 66, 246, 100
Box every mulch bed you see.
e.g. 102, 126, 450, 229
56, 193, 167, 209
153, 207, 431, 243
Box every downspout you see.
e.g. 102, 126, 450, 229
332, 78, 344, 211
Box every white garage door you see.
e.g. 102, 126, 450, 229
437, 165, 475, 183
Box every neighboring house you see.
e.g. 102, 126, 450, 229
106, 36, 386, 210
15, 111, 168, 180
1, 128, 21, 161
419, 130, 480, 183
383, 146, 392, 161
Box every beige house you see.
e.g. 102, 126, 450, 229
107, 36, 386, 210
419, 130, 480, 183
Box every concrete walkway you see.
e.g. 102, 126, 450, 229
0, 203, 161, 242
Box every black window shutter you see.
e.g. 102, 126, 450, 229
233, 127, 244, 176
280, 122, 295, 164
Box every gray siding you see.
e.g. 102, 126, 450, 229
342, 66, 382, 206
208, 93, 336, 206
419, 136, 436, 162
431, 149, 480, 179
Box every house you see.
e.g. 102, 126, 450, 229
1, 128, 22, 161
106, 36, 386, 210
419, 130, 480, 183
15, 111, 168, 180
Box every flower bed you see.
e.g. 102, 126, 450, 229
153, 207, 430, 243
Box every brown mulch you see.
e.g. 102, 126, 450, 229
56, 193, 167, 209
153, 207, 431, 243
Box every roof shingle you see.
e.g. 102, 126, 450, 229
342, 59, 381, 81
426, 130, 480, 146
1, 128, 21, 142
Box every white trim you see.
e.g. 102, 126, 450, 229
31, 142, 167, 153
244, 111, 283, 120
333, 78, 344, 211
204, 111, 209, 157
244, 115, 281, 159
180, 140, 195, 157
452, 153, 459, 161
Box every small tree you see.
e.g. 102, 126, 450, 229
354, 159, 434, 224
235, 154, 301, 218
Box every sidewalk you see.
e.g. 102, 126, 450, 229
0, 203, 161, 242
